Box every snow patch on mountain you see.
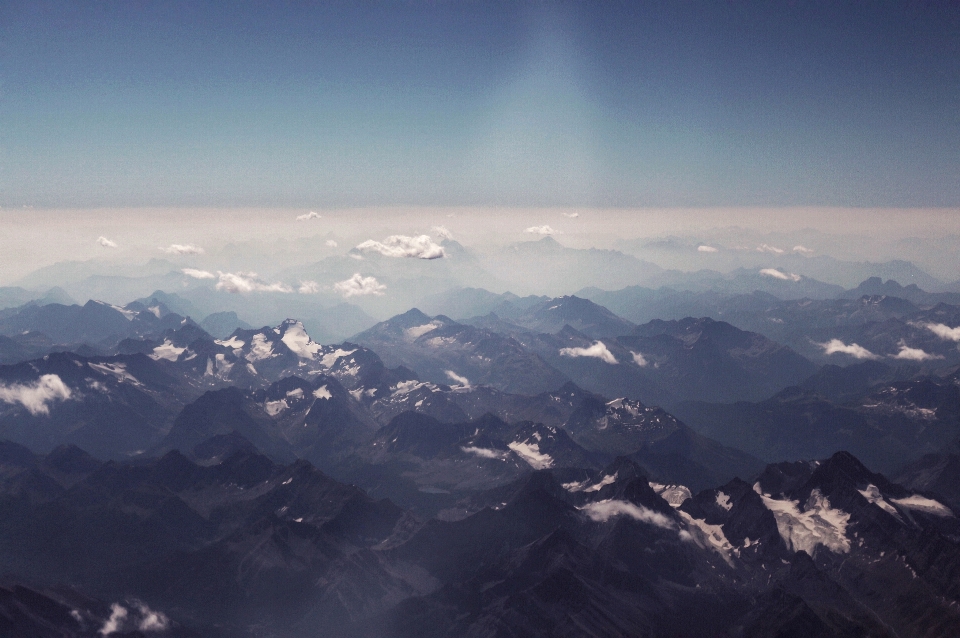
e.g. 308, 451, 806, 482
508, 440, 554, 470
280, 321, 322, 359
246, 334, 277, 362
891, 494, 954, 517
264, 399, 288, 416
858, 484, 902, 520
320, 348, 356, 368
150, 340, 186, 362
678, 511, 735, 564
651, 483, 692, 508
89, 362, 141, 385
755, 484, 851, 555
215, 336, 245, 350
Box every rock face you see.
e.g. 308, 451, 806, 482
0, 443, 958, 638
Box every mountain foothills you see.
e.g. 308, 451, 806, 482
0, 279, 959, 636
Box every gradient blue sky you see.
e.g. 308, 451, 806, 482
2, 1, 958, 208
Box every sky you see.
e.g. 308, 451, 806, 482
2, 0, 959, 209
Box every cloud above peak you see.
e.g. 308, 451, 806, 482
296, 211, 321, 221
820, 339, 879, 360
697, 245, 718, 253
356, 235, 446, 259
97, 236, 118, 248
182, 268, 215, 279
921, 322, 960, 341
160, 243, 204, 255
216, 272, 293, 294
559, 341, 617, 364
525, 225, 561, 235
334, 273, 386, 297
432, 225, 454, 240
760, 268, 801, 282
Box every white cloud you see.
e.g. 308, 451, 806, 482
445, 370, 469, 386
97, 236, 118, 248
793, 245, 814, 254
0, 374, 72, 416
697, 245, 718, 253
216, 272, 293, 294
356, 235, 446, 259
561, 212, 579, 218
334, 273, 386, 297
525, 225, 561, 235
134, 602, 169, 632
100, 603, 128, 635
432, 225, 454, 240
298, 280, 320, 294
159, 243, 204, 255
757, 244, 784, 254
630, 351, 648, 367
559, 341, 618, 364
922, 322, 960, 342
182, 268, 215, 279
325, 239, 338, 248
579, 499, 675, 528
820, 339, 879, 360
892, 341, 943, 361
760, 268, 801, 282
296, 211, 321, 221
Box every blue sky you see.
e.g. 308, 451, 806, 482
2, 1, 958, 208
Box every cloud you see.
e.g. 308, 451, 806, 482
100, 603, 128, 635
445, 370, 469, 386
697, 245, 718, 253
892, 341, 943, 361
630, 351, 648, 367
298, 280, 320, 294
160, 243, 204, 255
0, 374, 72, 416
334, 273, 386, 297
182, 268, 215, 279
820, 339, 879, 360
97, 236, 118, 248
525, 225, 561, 235
760, 268, 801, 282
216, 272, 293, 294
325, 239, 338, 247
560, 341, 618, 364
356, 235, 446, 259
579, 499, 675, 528
296, 211, 321, 221
562, 212, 579, 218
922, 322, 960, 341
793, 245, 814, 254
134, 602, 169, 632
757, 244, 784, 254
432, 225, 454, 240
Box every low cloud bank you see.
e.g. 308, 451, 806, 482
325, 239, 338, 248
525, 225, 561, 235
892, 342, 943, 361
356, 235, 446, 259
216, 272, 293, 294
697, 245, 718, 253
0, 374, 72, 415
182, 268, 215, 279
561, 212, 580, 218
923, 322, 960, 341
160, 243, 204, 255
580, 499, 674, 528
334, 273, 386, 297
445, 370, 469, 386
820, 339, 879, 360
630, 351, 648, 366
560, 341, 618, 364
296, 211, 321, 221
298, 281, 320, 294
760, 268, 801, 282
